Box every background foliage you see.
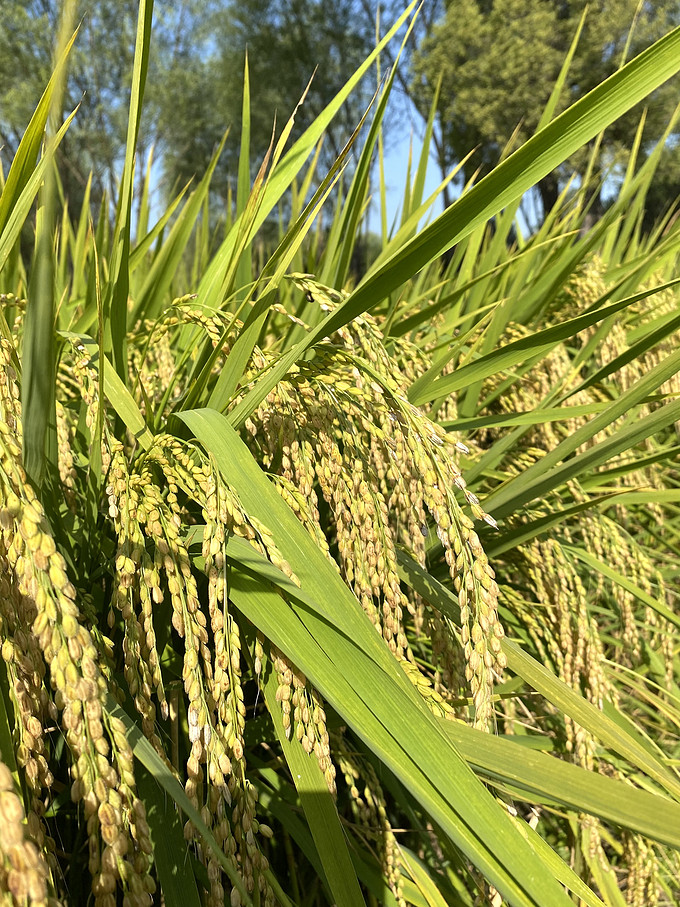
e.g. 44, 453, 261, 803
6, 0, 680, 225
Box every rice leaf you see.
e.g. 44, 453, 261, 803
395, 550, 680, 801
259, 646, 366, 907
135, 764, 203, 907
179, 407, 582, 907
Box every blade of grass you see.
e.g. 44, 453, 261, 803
104, 698, 253, 907
440, 400, 611, 432
408, 277, 680, 405
178, 408, 581, 907
441, 719, 680, 848
230, 566, 575, 907
563, 546, 680, 630
107, 0, 154, 380
486, 396, 680, 521
259, 647, 366, 907
135, 765, 203, 907
235, 52, 252, 292
22, 4, 79, 488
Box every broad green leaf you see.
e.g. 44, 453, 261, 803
23, 198, 57, 486
259, 648, 366, 907
230, 567, 574, 907
21, 12, 80, 488
135, 765, 203, 907
59, 331, 154, 450
564, 546, 680, 630
105, 698, 253, 907
232, 536, 680, 847
107, 0, 154, 380
408, 278, 680, 405
441, 718, 680, 848
179, 407, 580, 907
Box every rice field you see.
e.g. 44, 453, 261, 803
1, 3, 680, 906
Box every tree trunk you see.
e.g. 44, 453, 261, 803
537, 173, 559, 219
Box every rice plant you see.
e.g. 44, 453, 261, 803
1, 3, 680, 907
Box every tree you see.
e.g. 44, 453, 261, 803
0, 0, 379, 213
154, 0, 379, 200
0, 0, 140, 212
410, 0, 680, 222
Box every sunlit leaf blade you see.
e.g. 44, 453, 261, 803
105, 699, 253, 907
21, 13, 80, 488
135, 765, 203, 907
179, 407, 582, 907
107, 0, 154, 380
194, 0, 420, 311
441, 719, 680, 847
0, 29, 78, 239
408, 278, 680, 405
259, 647, 366, 907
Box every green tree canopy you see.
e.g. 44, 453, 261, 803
411, 0, 680, 220
0, 0, 139, 210
0, 0, 378, 212
154, 0, 377, 199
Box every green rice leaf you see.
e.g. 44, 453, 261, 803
179, 407, 580, 907
0, 29, 78, 239
259, 647, 366, 907
135, 765, 203, 907
441, 718, 680, 848
107, 0, 154, 380
563, 546, 680, 630
105, 698, 253, 907
408, 278, 680, 405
